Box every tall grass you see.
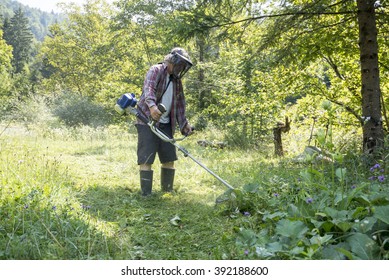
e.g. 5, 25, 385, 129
1, 95, 388, 260
0, 123, 244, 259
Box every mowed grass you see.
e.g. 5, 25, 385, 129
0, 123, 268, 260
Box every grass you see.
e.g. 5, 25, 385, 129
1, 120, 388, 260
0, 122, 257, 259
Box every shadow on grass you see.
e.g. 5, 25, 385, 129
1, 185, 234, 260
75, 184, 236, 260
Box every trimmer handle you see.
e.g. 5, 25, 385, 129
158, 104, 166, 114
149, 104, 167, 126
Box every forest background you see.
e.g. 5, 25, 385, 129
0, 0, 388, 260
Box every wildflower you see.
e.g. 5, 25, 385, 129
378, 175, 385, 182
370, 163, 381, 172
243, 211, 251, 217
369, 176, 377, 181
52, 206, 57, 211
351, 185, 356, 190
274, 193, 279, 198
24, 204, 29, 209
81, 204, 91, 210
244, 249, 249, 256
306, 198, 313, 204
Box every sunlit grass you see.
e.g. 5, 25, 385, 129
0, 123, 253, 259
2, 121, 387, 260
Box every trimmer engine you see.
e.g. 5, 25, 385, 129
114, 93, 138, 115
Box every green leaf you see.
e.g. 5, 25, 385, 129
236, 228, 257, 246
276, 219, 309, 239
243, 183, 259, 193
310, 234, 333, 246
255, 246, 274, 258
374, 205, 389, 225
335, 168, 347, 181
346, 233, 380, 260
170, 215, 182, 227
353, 195, 371, 206
325, 207, 349, 219
262, 211, 287, 222
335, 221, 352, 232
290, 246, 304, 255
352, 217, 377, 233
322, 243, 350, 260
352, 207, 370, 219
335, 247, 354, 260
267, 242, 283, 253
321, 221, 334, 232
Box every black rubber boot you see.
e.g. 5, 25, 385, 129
161, 168, 175, 192
140, 170, 153, 196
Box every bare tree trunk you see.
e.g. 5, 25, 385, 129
356, 0, 384, 155
273, 117, 291, 157
197, 37, 206, 110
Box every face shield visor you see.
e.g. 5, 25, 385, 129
171, 52, 193, 80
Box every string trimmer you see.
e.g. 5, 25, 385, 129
115, 93, 235, 202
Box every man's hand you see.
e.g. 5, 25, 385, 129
150, 105, 162, 121
182, 123, 193, 136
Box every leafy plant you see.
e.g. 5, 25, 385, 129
225, 157, 389, 259
52, 92, 112, 127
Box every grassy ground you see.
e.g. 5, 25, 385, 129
0, 122, 271, 260
3, 120, 387, 260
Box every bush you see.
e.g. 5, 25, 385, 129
52, 92, 112, 127
12, 94, 58, 130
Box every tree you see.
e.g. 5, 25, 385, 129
356, 0, 384, 154
189, 0, 387, 155
40, 0, 131, 101
0, 28, 13, 100
3, 7, 33, 74
0, 29, 12, 71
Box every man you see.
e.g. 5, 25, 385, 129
136, 47, 193, 196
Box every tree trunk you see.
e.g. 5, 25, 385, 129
197, 37, 206, 110
356, 0, 384, 154
273, 117, 291, 157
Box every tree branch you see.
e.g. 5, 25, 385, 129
203, 10, 357, 29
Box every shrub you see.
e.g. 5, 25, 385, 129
52, 92, 112, 128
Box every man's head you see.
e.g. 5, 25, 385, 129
165, 47, 193, 80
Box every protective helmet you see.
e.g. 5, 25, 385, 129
165, 47, 193, 79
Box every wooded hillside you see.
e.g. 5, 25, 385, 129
0, 0, 64, 41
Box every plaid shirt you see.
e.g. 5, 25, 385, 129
137, 63, 188, 134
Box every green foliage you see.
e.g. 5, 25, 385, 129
40, 0, 134, 101
0, 139, 111, 259
2, 7, 33, 73
0, 29, 13, 111
0, 0, 64, 41
8, 91, 113, 132
52, 92, 112, 127
220, 153, 389, 259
